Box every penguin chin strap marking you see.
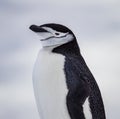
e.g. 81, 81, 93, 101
40, 32, 69, 41
40, 34, 74, 48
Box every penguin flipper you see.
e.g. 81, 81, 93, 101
65, 56, 90, 119
65, 55, 106, 119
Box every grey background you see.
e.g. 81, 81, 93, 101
0, 0, 120, 119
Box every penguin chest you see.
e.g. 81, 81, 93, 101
33, 50, 69, 119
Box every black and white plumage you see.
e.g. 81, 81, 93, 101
29, 23, 106, 119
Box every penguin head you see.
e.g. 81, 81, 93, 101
29, 23, 75, 47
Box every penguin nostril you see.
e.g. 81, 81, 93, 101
55, 33, 60, 35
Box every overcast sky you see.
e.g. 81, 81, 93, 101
0, 0, 120, 119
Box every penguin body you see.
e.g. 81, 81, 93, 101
30, 23, 106, 119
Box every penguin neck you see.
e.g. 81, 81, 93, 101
41, 46, 55, 52
52, 39, 81, 57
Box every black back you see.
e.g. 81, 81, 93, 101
50, 23, 106, 119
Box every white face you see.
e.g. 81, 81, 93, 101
37, 27, 74, 47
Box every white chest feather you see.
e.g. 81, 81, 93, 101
83, 97, 92, 119
32, 48, 70, 119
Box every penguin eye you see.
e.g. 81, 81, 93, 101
55, 33, 60, 35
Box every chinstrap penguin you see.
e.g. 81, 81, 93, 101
29, 23, 106, 119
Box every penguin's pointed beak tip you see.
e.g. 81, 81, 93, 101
29, 25, 37, 32
29, 24, 48, 33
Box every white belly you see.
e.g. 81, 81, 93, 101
33, 48, 70, 119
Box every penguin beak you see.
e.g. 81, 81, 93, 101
29, 25, 48, 33
29, 25, 53, 41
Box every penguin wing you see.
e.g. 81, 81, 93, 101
65, 55, 91, 119
65, 55, 106, 119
